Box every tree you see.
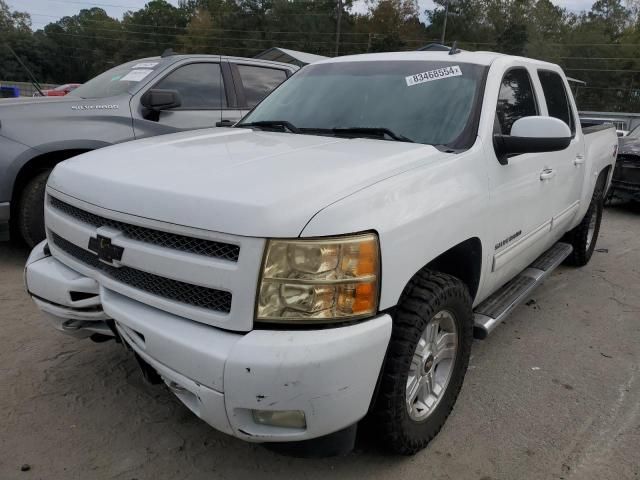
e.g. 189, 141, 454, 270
39, 8, 124, 81
588, 0, 629, 37
0, 0, 39, 81
0, 0, 31, 33
119, 0, 189, 60
365, 0, 427, 52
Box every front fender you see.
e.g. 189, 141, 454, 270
0, 135, 37, 202
2, 140, 114, 201
300, 143, 491, 310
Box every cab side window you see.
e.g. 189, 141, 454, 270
155, 63, 227, 109
495, 68, 538, 134
538, 70, 575, 135
237, 65, 288, 108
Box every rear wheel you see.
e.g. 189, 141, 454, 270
17, 169, 52, 248
372, 270, 473, 455
563, 186, 603, 267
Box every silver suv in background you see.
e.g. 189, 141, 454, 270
0, 54, 297, 246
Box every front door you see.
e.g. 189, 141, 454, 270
484, 67, 558, 291
150, 62, 226, 130
132, 61, 229, 136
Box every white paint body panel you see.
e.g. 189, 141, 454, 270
26, 51, 618, 443
47, 128, 445, 238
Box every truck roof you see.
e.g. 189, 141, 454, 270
132, 54, 297, 70
315, 50, 559, 69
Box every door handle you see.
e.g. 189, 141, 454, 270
216, 119, 235, 127
574, 154, 585, 166
540, 168, 556, 181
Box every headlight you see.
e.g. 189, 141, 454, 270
256, 233, 380, 323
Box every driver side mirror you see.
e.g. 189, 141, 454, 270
141, 89, 181, 111
494, 116, 571, 165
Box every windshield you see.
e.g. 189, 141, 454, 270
71, 59, 163, 99
240, 60, 487, 147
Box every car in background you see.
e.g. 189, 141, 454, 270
34, 83, 82, 97
0, 54, 298, 246
608, 124, 640, 202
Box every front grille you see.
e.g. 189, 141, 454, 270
49, 196, 240, 262
614, 155, 640, 184
617, 154, 640, 166
51, 233, 232, 314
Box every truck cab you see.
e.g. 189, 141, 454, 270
25, 50, 617, 456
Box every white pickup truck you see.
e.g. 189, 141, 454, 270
25, 50, 617, 456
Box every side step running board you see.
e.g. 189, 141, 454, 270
473, 242, 573, 339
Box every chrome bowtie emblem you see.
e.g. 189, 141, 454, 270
88, 234, 124, 265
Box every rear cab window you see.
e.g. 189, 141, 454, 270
537, 70, 575, 135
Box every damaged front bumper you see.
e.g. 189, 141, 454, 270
25, 241, 113, 338
24, 241, 392, 443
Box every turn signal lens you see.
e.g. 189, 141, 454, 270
256, 234, 380, 323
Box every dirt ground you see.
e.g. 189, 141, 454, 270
1, 204, 639, 480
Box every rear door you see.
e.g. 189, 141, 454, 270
231, 62, 290, 117
535, 69, 584, 236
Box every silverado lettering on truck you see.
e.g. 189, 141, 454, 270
25, 50, 617, 456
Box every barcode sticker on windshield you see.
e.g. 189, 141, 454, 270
406, 65, 462, 86
120, 69, 153, 82
132, 62, 159, 69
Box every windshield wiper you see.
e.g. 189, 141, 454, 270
235, 122, 415, 143
236, 120, 300, 134
330, 127, 415, 143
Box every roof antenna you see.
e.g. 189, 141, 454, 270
6, 44, 44, 96
161, 48, 175, 57
448, 41, 460, 55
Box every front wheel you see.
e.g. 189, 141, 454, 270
372, 270, 473, 455
563, 186, 603, 267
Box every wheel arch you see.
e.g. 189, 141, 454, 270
11, 149, 92, 211
391, 237, 483, 307
596, 164, 612, 192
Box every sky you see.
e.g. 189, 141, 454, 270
15, 0, 597, 31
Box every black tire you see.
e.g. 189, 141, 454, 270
563, 186, 603, 267
17, 169, 52, 248
372, 269, 473, 455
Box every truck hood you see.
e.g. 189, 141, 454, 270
48, 128, 448, 237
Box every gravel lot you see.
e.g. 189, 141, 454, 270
1, 204, 639, 480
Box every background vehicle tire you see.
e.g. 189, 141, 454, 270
18, 169, 52, 248
372, 269, 473, 455
563, 186, 603, 267
604, 187, 614, 206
